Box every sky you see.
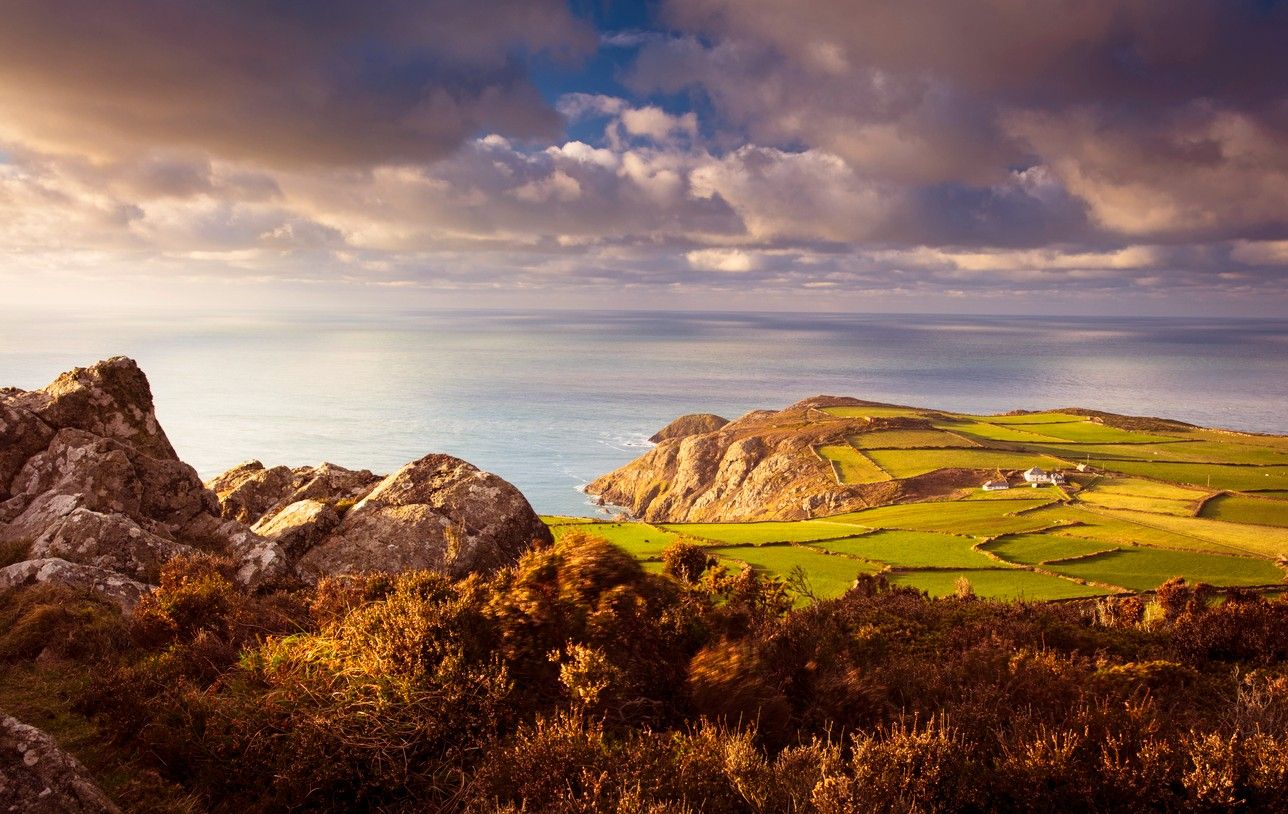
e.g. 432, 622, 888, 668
1, 0, 1286, 316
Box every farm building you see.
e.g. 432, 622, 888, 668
1023, 467, 1066, 485
982, 480, 1010, 491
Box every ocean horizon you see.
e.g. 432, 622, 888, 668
3, 308, 1286, 516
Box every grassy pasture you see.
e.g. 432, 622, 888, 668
1046, 547, 1284, 592
813, 530, 998, 569
984, 533, 1117, 566
849, 429, 976, 449
821, 405, 928, 419
865, 447, 1068, 478
933, 420, 1061, 444
815, 444, 890, 484
549, 521, 682, 560
1094, 508, 1288, 559
829, 498, 1056, 536
982, 412, 1092, 425
708, 544, 879, 599
1200, 494, 1288, 528
661, 520, 863, 545
540, 515, 600, 525
1076, 477, 1206, 517
1095, 460, 1288, 492
1035, 441, 1288, 466
889, 568, 1108, 600
1006, 422, 1179, 444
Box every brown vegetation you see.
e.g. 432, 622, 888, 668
4, 532, 1288, 812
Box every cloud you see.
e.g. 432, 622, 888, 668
631, 0, 1288, 243
686, 248, 761, 272
0, 0, 595, 167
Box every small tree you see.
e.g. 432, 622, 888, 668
661, 539, 711, 582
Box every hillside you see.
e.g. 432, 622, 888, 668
588, 396, 1288, 523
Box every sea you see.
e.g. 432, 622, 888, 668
2, 310, 1286, 516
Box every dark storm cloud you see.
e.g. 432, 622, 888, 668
0, 0, 595, 166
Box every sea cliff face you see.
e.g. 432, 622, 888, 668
586, 397, 978, 522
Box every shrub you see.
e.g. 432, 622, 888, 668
662, 540, 712, 583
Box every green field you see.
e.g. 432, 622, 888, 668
933, 420, 1064, 444
661, 520, 862, 545
830, 498, 1056, 536
1076, 477, 1206, 517
888, 568, 1108, 600
815, 444, 890, 483
984, 533, 1118, 566
566, 399, 1288, 603
850, 429, 976, 449
865, 448, 1067, 478
1092, 460, 1288, 491
1199, 494, 1288, 528
815, 530, 997, 569
548, 521, 681, 559
708, 544, 879, 599
1006, 421, 1178, 444
1046, 547, 1284, 592
821, 405, 929, 419
984, 412, 1093, 425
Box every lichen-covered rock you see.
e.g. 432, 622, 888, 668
0, 428, 215, 544
28, 509, 195, 583
205, 460, 296, 523
180, 514, 293, 590
0, 713, 121, 813
207, 461, 380, 525
0, 402, 54, 502
2, 356, 175, 461
296, 454, 551, 581
251, 499, 340, 559
649, 413, 729, 443
0, 559, 151, 615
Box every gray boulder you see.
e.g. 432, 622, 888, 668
0, 712, 120, 813
0, 559, 151, 615
296, 453, 551, 581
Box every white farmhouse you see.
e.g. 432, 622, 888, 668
982, 479, 1010, 491
1023, 466, 1066, 486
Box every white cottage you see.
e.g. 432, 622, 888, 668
1023, 466, 1065, 485
982, 480, 1010, 491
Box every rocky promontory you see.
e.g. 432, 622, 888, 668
0, 358, 552, 600
648, 413, 729, 443
587, 396, 966, 522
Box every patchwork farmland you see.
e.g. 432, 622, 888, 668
551, 403, 1288, 602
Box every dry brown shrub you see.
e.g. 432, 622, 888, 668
688, 639, 791, 745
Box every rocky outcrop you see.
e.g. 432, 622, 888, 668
588, 396, 986, 523
649, 413, 729, 443
27, 509, 196, 584
252, 499, 340, 559
1, 358, 562, 598
0, 358, 288, 598
0, 559, 151, 614
0, 712, 121, 813
207, 461, 380, 525
2, 356, 176, 461
589, 399, 872, 522
296, 453, 552, 581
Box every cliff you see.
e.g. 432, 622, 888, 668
649, 413, 729, 443
586, 396, 971, 522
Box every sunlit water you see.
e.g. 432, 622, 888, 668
2, 310, 1285, 515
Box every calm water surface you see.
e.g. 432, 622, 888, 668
2, 310, 1285, 515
